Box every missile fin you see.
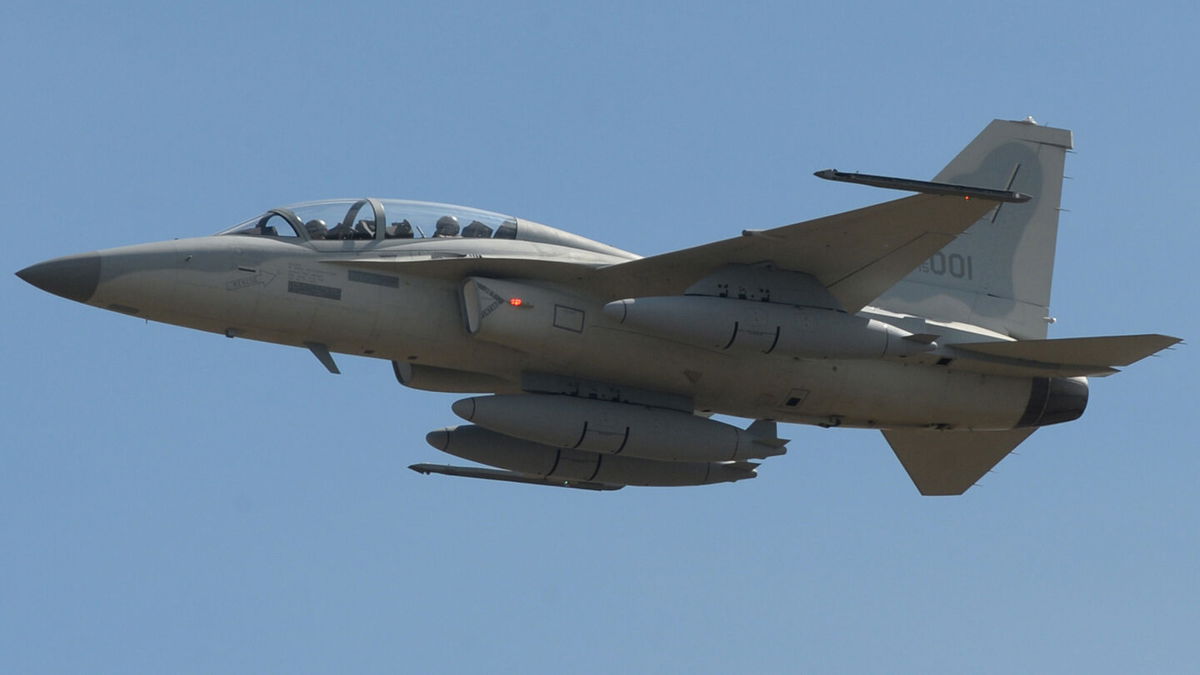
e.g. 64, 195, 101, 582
746, 419, 790, 449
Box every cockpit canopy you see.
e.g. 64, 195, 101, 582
217, 198, 518, 242
216, 198, 635, 259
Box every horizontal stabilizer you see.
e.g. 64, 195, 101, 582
409, 463, 623, 491
884, 428, 1036, 495
951, 334, 1180, 376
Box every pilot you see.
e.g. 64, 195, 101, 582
388, 219, 414, 239
462, 220, 493, 238
434, 215, 460, 237
354, 219, 376, 239
304, 219, 328, 239
325, 220, 356, 240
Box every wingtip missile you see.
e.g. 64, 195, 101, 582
815, 169, 1031, 203
408, 463, 624, 491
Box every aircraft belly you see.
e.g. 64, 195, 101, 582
803, 362, 1030, 429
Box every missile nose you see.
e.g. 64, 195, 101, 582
426, 428, 451, 450
450, 397, 477, 421
16, 253, 101, 303
601, 299, 631, 323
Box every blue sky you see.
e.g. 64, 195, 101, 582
2, 2, 1196, 673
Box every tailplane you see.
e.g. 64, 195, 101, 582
873, 118, 1073, 339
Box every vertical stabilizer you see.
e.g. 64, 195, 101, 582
884, 428, 1037, 495
872, 119, 1073, 339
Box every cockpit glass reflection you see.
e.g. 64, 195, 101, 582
216, 199, 518, 243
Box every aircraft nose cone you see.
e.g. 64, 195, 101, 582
16, 253, 101, 303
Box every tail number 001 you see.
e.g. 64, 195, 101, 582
922, 252, 973, 280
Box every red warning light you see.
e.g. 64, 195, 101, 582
964, 195, 971, 200
509, 297, 524, 307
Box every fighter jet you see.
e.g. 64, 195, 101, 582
16, 119, 1180, 494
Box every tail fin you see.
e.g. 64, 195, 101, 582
884, 428, 1036, 495
873, 118, 1073, 339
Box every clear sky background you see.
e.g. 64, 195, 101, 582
2, 2, 1196, 673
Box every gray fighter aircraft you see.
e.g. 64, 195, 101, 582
16, 118, 1180, 494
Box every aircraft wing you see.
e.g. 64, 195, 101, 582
589, 193, 999, 312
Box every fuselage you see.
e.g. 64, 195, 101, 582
34, 227, 1063, 434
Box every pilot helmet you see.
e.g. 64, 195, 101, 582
435, 215, 460, 236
